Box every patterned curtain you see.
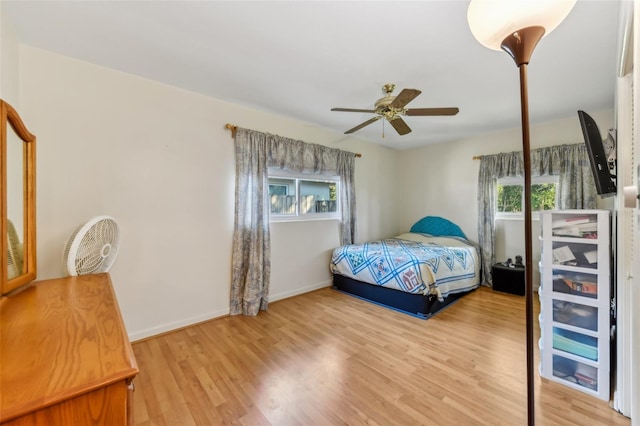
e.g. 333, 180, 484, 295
477, 143, 597, 285
230, 128, 357, 315
230, 129, 271, 316
336, 151, 356, 245
554, 144, 598, 209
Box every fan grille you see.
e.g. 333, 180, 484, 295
63, 216, 120, 276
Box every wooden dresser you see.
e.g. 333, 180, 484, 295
0, 273, 138, 425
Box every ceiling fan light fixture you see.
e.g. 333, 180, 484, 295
375, 95, 395, 110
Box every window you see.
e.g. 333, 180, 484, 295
268, 171, 340, 221
496, 176, 558, 217
268, 184, 288, 196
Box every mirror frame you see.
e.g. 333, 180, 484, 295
1, 99, 36, 296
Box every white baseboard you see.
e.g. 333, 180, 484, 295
128, 280, 333, 342
128, 308, 229, 342
270, 279, 332, 302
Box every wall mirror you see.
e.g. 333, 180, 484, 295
1, 99, 36, 296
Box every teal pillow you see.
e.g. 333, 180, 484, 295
410, 216, 467, 239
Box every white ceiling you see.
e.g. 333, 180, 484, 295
3, 1, 626, 150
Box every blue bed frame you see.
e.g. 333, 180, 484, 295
332, 273, 469, 319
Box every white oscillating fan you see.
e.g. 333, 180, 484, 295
62, 216, 120, 276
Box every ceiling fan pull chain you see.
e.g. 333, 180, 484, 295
382, 119, 385, 138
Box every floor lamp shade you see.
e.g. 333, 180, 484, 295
467, 0, 577, 50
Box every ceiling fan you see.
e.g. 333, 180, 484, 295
331, 83, 459, 136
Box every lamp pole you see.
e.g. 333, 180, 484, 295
467, 2, 576, 424
500, 26, 545, 426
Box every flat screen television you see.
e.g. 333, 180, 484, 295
577, 110, 616, 197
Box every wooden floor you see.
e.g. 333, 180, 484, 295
132, 286, 630, 425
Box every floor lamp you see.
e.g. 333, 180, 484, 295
466, 2, 576, 425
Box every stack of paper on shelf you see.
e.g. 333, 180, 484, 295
552, 216, 598, 238
553, 245, 576, 264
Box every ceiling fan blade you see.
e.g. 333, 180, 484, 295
389, 117, 412, 135
344, 116, 382, 134
389, 89, 421, 109
406, 107, 459, 116
331, 108, 377, 113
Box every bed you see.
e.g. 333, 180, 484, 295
330, 216, 481, 318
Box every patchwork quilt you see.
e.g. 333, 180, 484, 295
330, 233, 480, 301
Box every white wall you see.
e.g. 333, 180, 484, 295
1, 3, 19, 103
17, 46, 400, 341
398, 109, 614, 286
1, 11, 27, 257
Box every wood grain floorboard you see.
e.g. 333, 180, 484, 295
132, 286, 630, 425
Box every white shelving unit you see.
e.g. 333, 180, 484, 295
539, 210, 611, 400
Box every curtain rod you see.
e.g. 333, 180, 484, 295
225, 123, 238, 138
224, 123, 362, 158
473, 155, 483, 160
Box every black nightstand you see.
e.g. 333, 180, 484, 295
492, 263, 525, 296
